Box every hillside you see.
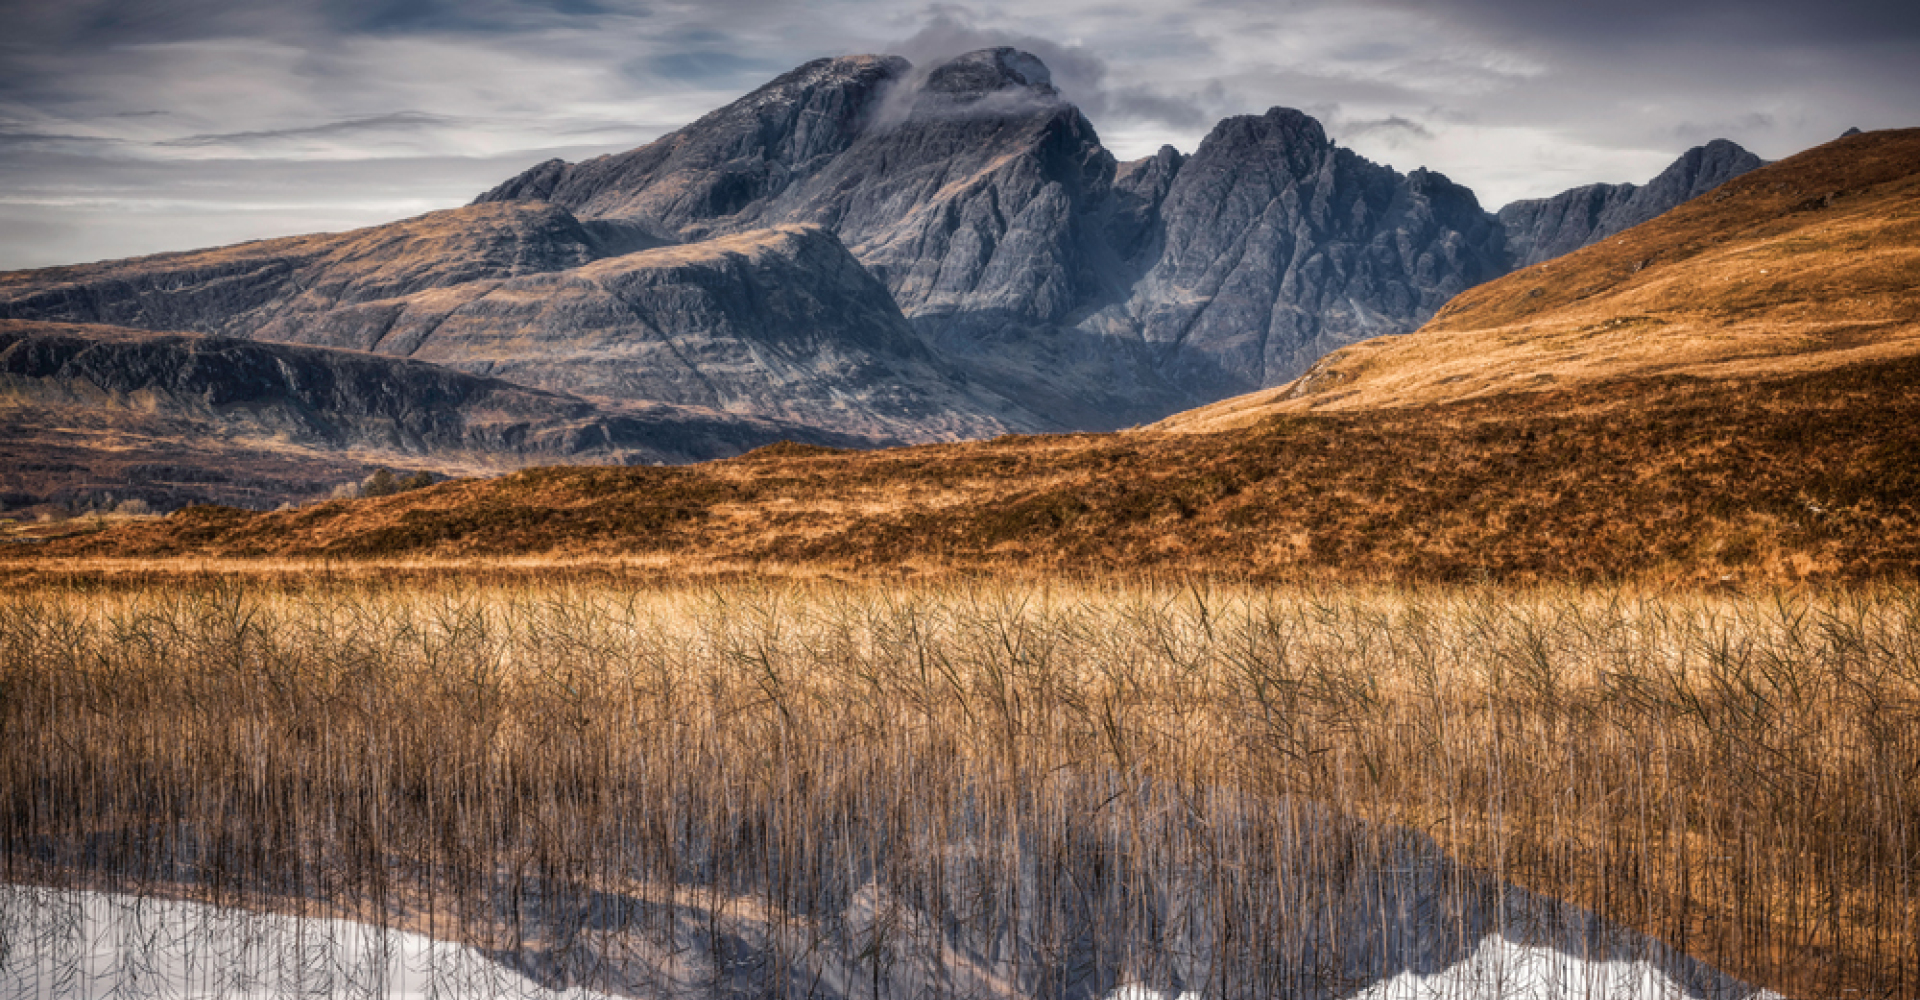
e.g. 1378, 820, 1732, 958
22, 128, 1916, 582
0, 205, 1026, 442
21, 347, 1914, 584
0, 320, 877, 511
1158, 128, 1920, 431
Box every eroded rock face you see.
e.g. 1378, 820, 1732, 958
473, 55, 912, 239
1087, 109, 1507, 397
1497, 139, 1764, 267
386, 226, 1040, 441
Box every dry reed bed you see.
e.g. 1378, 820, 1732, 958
1, 579, 1915, 997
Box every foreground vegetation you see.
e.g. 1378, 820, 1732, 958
2, 576, 1914, 996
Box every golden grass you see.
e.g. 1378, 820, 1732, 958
2, 575, 1915, 996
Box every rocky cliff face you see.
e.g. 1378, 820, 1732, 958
386, 225, 1038, 440
1086, 109, 1507, 396
1497, 139, 1764, 267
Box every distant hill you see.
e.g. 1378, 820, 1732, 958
0, 319, 877, 512
0, 205, 1024, 443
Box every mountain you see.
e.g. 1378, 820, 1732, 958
477, 48, 1514, 418
0, 45, 1770, 460
42, 130, 1919, 584
1497, 139, 1764, 267
0, 319, 876, 511
1157, 127, 1920, 429
1091, 108, 1506, 395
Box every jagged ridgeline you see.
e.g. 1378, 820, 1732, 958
1, 46, 1763, 466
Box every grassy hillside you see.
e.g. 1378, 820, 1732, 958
10, 346, 1912, 585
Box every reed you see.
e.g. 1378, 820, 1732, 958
1, 577, 1914, 997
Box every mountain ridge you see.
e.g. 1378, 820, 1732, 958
0, 45, 1775, 506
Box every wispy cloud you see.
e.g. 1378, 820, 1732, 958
157, 111, 470, 148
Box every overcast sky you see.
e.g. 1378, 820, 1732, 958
2, 0, 1915, 269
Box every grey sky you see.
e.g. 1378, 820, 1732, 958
1, 0, 1914, 269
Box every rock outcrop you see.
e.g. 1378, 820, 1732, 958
1497, 139, 1764, 267
384, 226, 1038, 440
1086, 109, 1507, 396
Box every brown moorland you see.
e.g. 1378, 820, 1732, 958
6, 133, 1920, 1000
9, 346, 1914, 585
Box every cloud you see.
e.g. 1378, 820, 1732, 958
884, 8, 1219, 132
156, 111, 469, 148
1337, 115, 1435, 145
1362, 0, 1920, 47
1, 0, 1916, 267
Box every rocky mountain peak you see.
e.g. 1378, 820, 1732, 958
743, 53, 913, 109
922, 47, 1056, 97
1644, 138, 1766, 204
1496, 138, 1764, 267
1223, 107, 1332, 151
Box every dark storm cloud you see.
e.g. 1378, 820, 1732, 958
336, 0, 624, 35
1366, 0, 1920, 46
1338, 116, 1434, 143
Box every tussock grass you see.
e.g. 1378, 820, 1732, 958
2, 578, 1915, 996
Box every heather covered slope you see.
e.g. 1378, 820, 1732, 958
1159, 128, 1920, 431
33, 349, 1919, 584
